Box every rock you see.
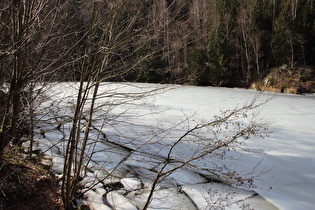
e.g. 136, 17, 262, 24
250, 66, 315, 94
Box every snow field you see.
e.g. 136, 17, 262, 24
33, 82, 314, 209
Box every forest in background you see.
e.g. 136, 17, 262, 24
116, 0, 315, 87
2, 0, 315, 87
70, 0, 315, 86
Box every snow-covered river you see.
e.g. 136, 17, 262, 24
35, 83, 315, 209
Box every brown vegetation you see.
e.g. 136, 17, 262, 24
0, 147, 63, 210
251, 66, 315, 94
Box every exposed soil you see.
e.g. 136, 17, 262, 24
251, 66, 315, 94
0, 147, 63, 210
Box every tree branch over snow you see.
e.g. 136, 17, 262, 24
142, 94, 271, 209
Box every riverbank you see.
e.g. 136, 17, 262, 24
0, 147, 63, 210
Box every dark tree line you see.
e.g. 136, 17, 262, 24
2, 0, 315, 86
55, 0, 314, 87
124, 0, 315, 86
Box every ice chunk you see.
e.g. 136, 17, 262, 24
107, 191, 138, 210
121, 177, 142, 191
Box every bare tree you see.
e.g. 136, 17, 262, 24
141, 95, 270, 209
237, 7, 255, 83
0, 0, 68, 159
60, 1, 155, 208
55, 2, 272, 209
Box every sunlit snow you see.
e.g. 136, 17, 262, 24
32, 82, 315, 209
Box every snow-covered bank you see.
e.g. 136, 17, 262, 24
151, 85, 315, 210
34, 82, 315, 209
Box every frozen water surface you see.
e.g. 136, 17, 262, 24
34, 82, 315, 209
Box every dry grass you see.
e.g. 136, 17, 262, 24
251, 66, 315, 94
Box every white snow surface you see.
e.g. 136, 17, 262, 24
36, 82, 315, 210
181, 183, 255, 209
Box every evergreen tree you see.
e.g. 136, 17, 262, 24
272, 4, 293, 66
206, 31, 229, 86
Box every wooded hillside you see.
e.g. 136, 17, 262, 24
1, 0, 315, 87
